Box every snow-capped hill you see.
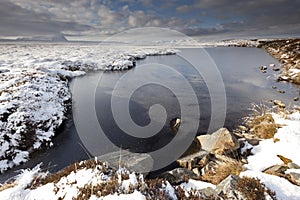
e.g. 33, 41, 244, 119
16, 34, 68, 42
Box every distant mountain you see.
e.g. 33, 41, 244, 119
16, 34, 68, 42
0, 34, 68, 42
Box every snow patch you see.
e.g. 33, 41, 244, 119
241, 170, 300, 200
245, 111, 300, 171
180, 179, 215, 197
242, 111, 300, 199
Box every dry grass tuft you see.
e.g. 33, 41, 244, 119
31, 159, 108, 189
77, 179, 120, 199
236, 176, 277, 200
246, 104, 281, 139
0, 182, 16, 192
201, 158, 244, 185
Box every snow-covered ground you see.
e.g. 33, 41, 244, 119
0, 44, 177, 172
241, 110, 300, 200
0, 44, 177, 71
0, 159, 215, 200
0, 68, 70, 172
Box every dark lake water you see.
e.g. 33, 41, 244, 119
1, 47, 299, 182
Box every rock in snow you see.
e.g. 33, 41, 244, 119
197, 128, 240, 154
96, 150, 153, 173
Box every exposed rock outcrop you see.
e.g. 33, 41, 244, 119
197, 128, 240, 154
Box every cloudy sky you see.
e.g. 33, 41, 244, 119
1, 0, 299, 41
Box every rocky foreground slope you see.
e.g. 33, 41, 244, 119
0, 106, 299, 200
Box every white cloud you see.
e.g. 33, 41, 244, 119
128, 10, 164, 28
1, 0, 299, 39
97, 5, 124, 26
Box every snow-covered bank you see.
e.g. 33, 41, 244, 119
0, 44, 177, 71
0, 44, 177, 172
241, 109, 300, 200
0, 159, 215, 200
0, 68, 70, 172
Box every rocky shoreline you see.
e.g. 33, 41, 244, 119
259, 39, 300, 85
229, 38, 300, 85
0, 106, 299, 199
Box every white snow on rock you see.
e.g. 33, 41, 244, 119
242, 111, 300, 200
0, 44, 177, 173
179, 179, 215, 198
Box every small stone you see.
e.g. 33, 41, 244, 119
270, 63, 275, 67
273, 100, 286, 108
215, 175, 246, 199
277, 155, 293, 164
278, 75, 289, 81
198, 187, 217, 198
273, 68, 280, 71
260, 65, 267, 70
294, 97, 299, 101
238, 125, 248, 132
246, 138, 260, 146
287, 172, 300, 186
170, 118, 181, 134
96, 150, 153, 173
272, 86, 277, 89
277, 90, 285, 93
264, 164, 288, 176
287, 162, 300, 169
159, 168, 197, 185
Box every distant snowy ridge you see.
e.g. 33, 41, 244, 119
0, 44, 177, 172
0, 44, 177, 72
15, 34, 68, 42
